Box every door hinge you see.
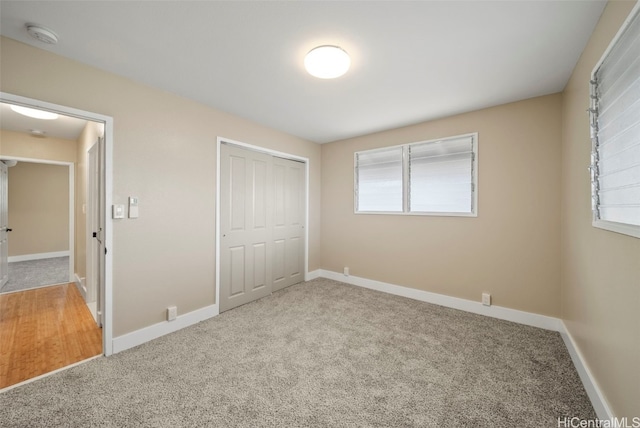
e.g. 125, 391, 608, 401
105, 248, 108, 255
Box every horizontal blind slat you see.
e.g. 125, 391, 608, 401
598, 146, 640, 175
598, 206, 640, 226
598, 73, 640, 124
598, 165, 640, 190
596, 11, 640, 94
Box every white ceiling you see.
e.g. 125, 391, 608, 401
0, 1, 607, 144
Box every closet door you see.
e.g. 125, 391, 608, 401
219, 144, 273, 312
272, 156, 305, 292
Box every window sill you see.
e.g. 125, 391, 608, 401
355, 210, 477, 218
593, 219, 640, 239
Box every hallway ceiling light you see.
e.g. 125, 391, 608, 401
10, 105, 59, 120
304, 45, 350, 79
26, 24, 58, 45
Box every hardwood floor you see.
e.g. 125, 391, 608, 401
0, 283, 102, 389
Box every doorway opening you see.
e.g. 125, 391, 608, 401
0, 92, 114, 389
0, 158, 75, 294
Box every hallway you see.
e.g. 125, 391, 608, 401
0, 283, 102, 389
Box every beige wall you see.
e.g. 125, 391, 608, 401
322, 94, 563, 317
561, 0, 639, 419
0, 129, 77, 163
0, 36, 321, 336
75, 122, 102, 281
7, 161, 69, 257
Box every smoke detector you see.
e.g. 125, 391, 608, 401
26, 24, 58, 45
30, 129, 47, 138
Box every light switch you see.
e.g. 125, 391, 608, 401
112, 204, 125, 219
129, 196, 139, 218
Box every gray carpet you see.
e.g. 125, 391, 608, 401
0, 257, 70, 294
0, 278, 594, 427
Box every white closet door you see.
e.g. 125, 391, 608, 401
272, 156, 305, 292
219, 143, 273, 312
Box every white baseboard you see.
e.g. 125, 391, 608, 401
318, 269, 561, 331
112, 304, 219, 354
74, 274, 87, 300
8, 251, 70, 263
559, 322, 613, 421
306, 269, 321, 281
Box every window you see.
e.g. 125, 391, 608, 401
589, 4, 640, 238
355, 133, 477, 216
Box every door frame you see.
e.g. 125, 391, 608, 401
1, 92, 114, 356
215, 137, 310, 312
1, 156, 75, 284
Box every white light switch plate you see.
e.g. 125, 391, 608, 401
112, 204, 125, 219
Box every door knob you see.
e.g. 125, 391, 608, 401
6, 228, 11, 232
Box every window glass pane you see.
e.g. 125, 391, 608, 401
357, 147, 403, 212
409, 137, 473, 213
592, 7, 640, 230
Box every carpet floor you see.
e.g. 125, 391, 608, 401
0, 278, 595, 427
0, 257, 70, 294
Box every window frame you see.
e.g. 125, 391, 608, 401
354, 132, 478, 217
589, 2, 640, 239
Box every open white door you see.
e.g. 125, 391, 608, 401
0, 162, 8, 289
86, 140, 102, 325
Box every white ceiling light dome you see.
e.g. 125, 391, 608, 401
10, 105, 59, 120
26, 24, 58, 45
304, 45, 351, 79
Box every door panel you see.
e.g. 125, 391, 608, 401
229, 156, 246, 231
273, 239, 285, 284
272, 157, 305, 292
274, 163, 286, 227
253, 161, 267, 230
220, 144, 273, 312
287, 237, 301, 277
229, 246, 245, 296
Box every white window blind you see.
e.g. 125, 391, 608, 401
356, 146, 403, 212
590, 4, 640, 236
355, 133, 477, 216
409, 136, 474, 213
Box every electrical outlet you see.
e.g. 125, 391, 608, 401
482, 293, 491, 306
344, 267, 349, 276
167, 306, 177, 321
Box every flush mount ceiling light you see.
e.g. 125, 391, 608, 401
304, 45, 350, 79
26, 24, 58, 45
10, 105, 59, 120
